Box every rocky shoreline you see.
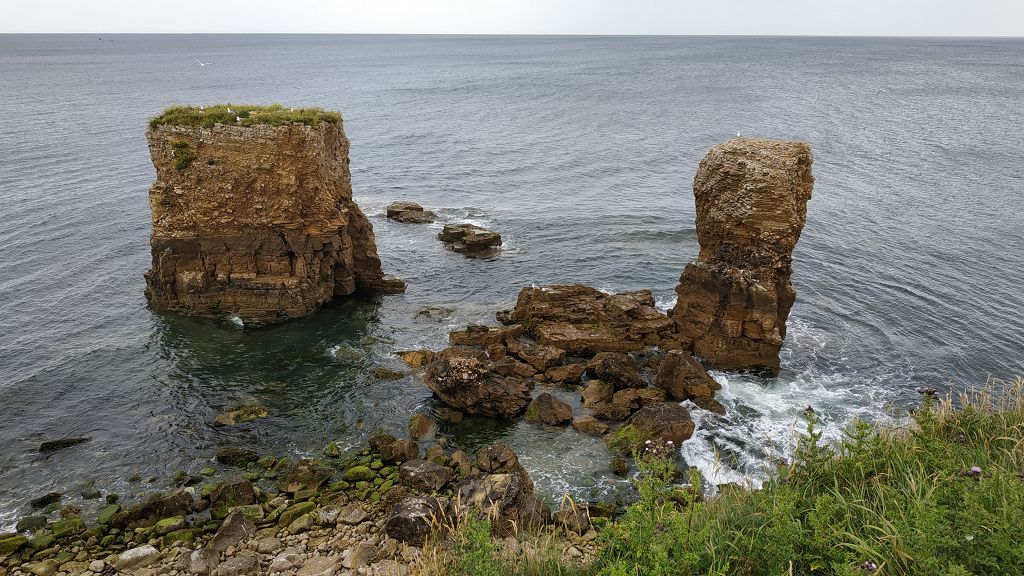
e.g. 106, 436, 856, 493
1, 436, 603, 576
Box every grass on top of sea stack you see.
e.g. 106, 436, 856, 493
148, 104, 341, 129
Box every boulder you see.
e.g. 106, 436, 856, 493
277, 459, 332, 493
545, 362, 586, 384
553, 503, 591, 534
216, 555, 259, 576
628, 402, 695, 444
112, 545, 161, 572
571, 416, 608, 436
297, 555, 341, 576
423, 347, 532, 418
208, 478, 256, 519
29, 492, 61, 509
524, 393, 573, 426
454, 442, 548, 535
438, 223, 502, 254
144, 107, 399, 326
16, 515, 47, 533
407, 413, 436, 440
507, 285, 677, 354
587, 352, 644, 389
209, 509, 255, 554
671, 138, 814, 374
490, 356, 538, 379
109, 491, 193, 529
215, 445, 260, 467
399, 460, 453, 492
396, 349, 434, 369
379, 439, 420, 464
386, 201, 436, 224
581, 380, 614, 408
691, 395, 728, 415
384, 497, 444, 546
655, 350, 721, 400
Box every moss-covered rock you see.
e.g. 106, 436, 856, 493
0, 534, 28, 555
343, 466, 376, 483
163, 528, 200, 547
277, 502, 315, 528
50, 516, 84, 539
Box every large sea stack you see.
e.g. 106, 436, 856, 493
671, 138, 813, 373
143, 105, 401, 324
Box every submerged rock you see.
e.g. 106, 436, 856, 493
671, 138, 814, 374
438, 223, 502, 254
212, 404, 267, 427
144, 108, 400, 326
386, 201, 437, 224
216, 445, 260, 467
38, 437, 90, 453
507, 284, 677, 354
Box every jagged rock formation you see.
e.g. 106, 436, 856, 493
144, 107, 403, 325
502, 284, 678, 354
671, 138, 813, 373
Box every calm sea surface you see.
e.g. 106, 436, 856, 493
1, 34, 1022, 530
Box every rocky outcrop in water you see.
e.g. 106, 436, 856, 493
386, 201, 436, 224
144, 107, 403, 325
502, 285, 678, 354
422, 347, 533, 418
671, 138, 814, 373
438, 223, 502, 255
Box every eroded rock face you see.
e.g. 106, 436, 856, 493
506, 285, 678, 354
144, 118, 401, 325
671, 138, 813, 373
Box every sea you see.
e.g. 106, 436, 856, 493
1, 34, 1022, 531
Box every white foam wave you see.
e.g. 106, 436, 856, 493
680, 318, 908, 490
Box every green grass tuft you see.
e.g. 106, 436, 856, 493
170, 140, 195, 170
149, 104, 341, 130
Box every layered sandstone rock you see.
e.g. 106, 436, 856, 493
504, 284, 678, 354
671, 138, 813, 373
144, 110, 402, 325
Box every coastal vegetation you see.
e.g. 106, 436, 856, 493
148, 104, 341, 130
436, 377, 1024, 576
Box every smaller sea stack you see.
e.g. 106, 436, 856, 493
144, 105, 402, 325
671, 138, 814, 374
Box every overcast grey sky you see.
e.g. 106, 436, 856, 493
5, 0, 1023, 36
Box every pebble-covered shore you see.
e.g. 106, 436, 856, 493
0, 435, 604, 576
